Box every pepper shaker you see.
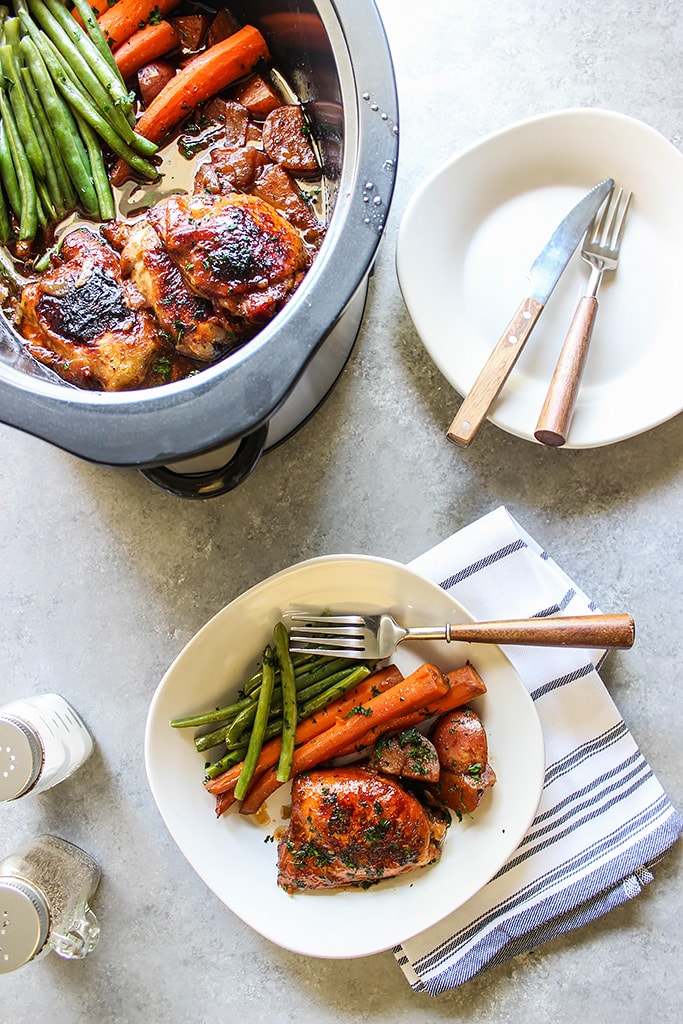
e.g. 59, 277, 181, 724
0, 693, 94, 801
0, 834, 101, 973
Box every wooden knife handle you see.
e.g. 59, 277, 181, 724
447, 297, 544, 447
534, 295, 598, 447
448, 613, 635, 649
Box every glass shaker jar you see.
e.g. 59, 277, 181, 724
0, 834, 101, 973
0, 693, 94, 801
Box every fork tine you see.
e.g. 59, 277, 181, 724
608, 189, 632, 250
593, 187, 631, 249
286, 613, 366, 625
289, 624, 365, 640
289, 636, 366, 651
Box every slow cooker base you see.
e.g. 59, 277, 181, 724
140, 281, 368, 497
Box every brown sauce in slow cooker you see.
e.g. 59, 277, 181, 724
0, 3, 328, 391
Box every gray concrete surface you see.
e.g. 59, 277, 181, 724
1, 0, 681, 1020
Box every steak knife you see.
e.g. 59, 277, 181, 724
446, 177, 614, 448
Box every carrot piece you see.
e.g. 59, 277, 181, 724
239, 663, 450, 814
110, 23, 269, 183
98, 0, 182, 50
215, 790, 237, 817
334, 663, 487, 756
204, 664, 403, 796
113, 21, 180, 80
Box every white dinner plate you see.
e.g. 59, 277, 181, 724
145, 555, 544, 958
396, 108, 683, 447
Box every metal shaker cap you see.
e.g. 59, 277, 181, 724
0, 717, 43, 801
0, 878, 50, 973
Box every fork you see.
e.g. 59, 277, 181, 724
534, 187, 632, 447
286, 611, 635, 659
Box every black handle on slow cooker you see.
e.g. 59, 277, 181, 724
139, 423, 269, 499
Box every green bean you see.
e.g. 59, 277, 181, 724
295, 665, 365, 706
26, 0, 155, 156
298, 665, 372, 718
241, 650, 317, 696
0, 40, 45, 180
20, 65, 75, 213
224, 697, 262, 748
38, 0, 137, 123
0, 178, 12, 244
20, 35, 100, 217
0, 119, 21, 216
293, 656, 361, 690
170, 693, 254, 729
274, 623, 297, 783
0, 89, 36, 239
194, 724, 231, 753
75, 112, 115, 221
234, 646, 277, 802
204, 744, 249, 781
35, 32, 158, 180
18, 67, 66, 216
34, 175, 54, 222
70, 0, 125, 82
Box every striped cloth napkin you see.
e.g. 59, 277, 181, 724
396, 506, 682, 995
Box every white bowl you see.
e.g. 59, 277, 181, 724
145, 555, 544, 958
397, 108, 683, 447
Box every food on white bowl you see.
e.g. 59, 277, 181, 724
177, 634, 494, 892
145, 555, 545, 957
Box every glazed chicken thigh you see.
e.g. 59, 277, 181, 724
147, 192, 308, 326
18, 228, 169, 391
104, 219, 232, 361
277, 767, 442, 893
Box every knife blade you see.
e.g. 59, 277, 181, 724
446, 177, 614, 448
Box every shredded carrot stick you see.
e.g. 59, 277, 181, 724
334, 663, 487, 756
113, 21, 180, 80
110, 23, 269, 183
98, 0, 181, 50
205, 664, 403, 796
239, 663, 450, 814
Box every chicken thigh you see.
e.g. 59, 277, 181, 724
104, 219, 233, 361
17, 228, 171, 391
277, 767, 442, 893
147, 191, 308, 326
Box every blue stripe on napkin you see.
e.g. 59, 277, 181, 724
395, 507, 682, 995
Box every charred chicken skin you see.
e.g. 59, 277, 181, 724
147, 191, 308, 326
277, 767, 442, 893
17, 228, 175, 391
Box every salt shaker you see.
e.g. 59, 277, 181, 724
0, 693, 94, 801
0, 834, 101, 973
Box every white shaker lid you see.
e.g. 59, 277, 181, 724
0, 878, 50, 972
0, 717, 43, 801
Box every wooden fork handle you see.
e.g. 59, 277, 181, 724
447, 613, 635, 649
534, 295, 599, 447
447, 297, 544, 447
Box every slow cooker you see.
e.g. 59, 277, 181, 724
0, 0, 398, 497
